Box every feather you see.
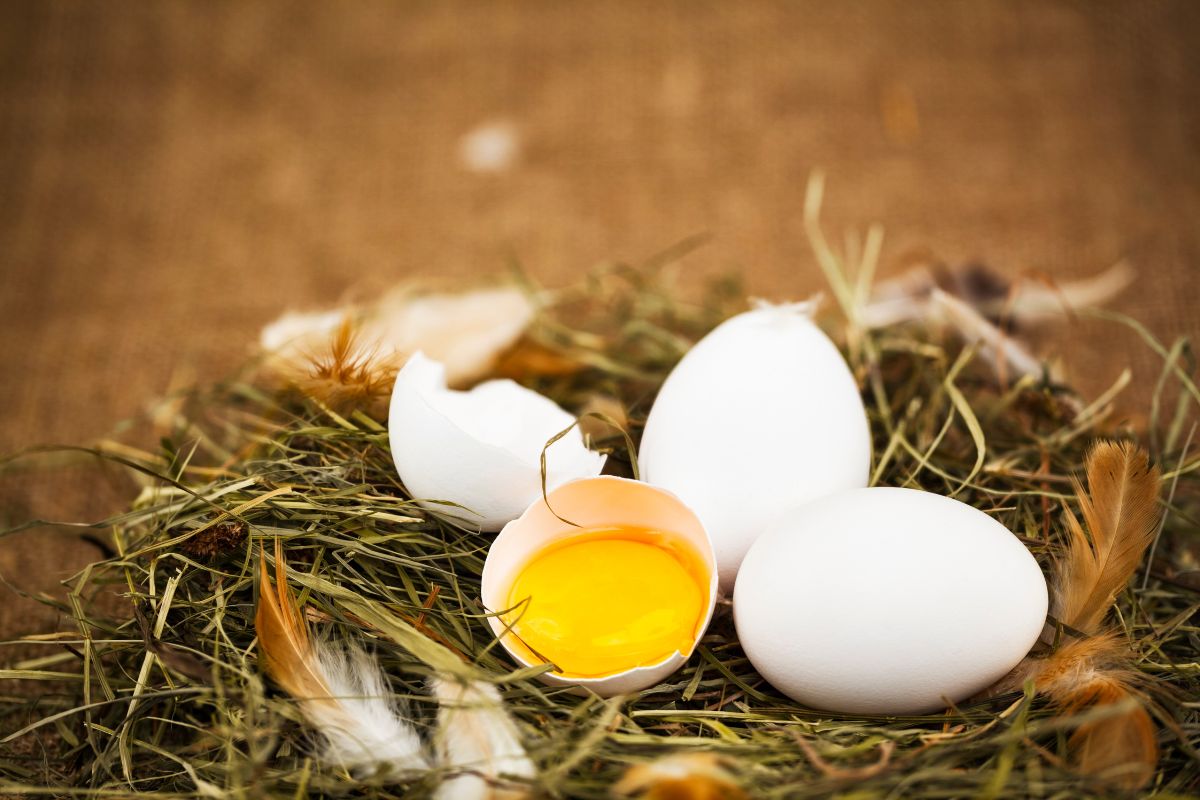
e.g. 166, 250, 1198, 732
260, 308, 348, 355
430, 677, 535, 800
611, 753, 748, 800
929, 289, 1045, 382
1035, 442, 1163, 788
296, 319, 396, 416
1060, 678, 1157, 788
1020, 635, 1158, 789
1053, 441, 1163, 636
255, 541, 428, 777
369, 286, 535, 387
861, 261, 1133, 329
987, 441, 1163, 788
997, 261, 1134, 324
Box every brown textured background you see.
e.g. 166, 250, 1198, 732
1, 1, 1198, 642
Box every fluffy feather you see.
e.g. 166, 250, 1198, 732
1016, 634, 1158, 789
1059, 679, 1157, 788
296, 319, 395, 416
860, 261, 1133, 329
430, 677, 535, 800
255, 541, 428, 777
369, 285, 535, 386
1053, 440, 1163, 636
991, 441, 1162, 788
611, 753, 748, 800
929, 289, 1045, 382
260, 308, 347, 355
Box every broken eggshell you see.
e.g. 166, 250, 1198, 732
388, 352, 606, 531
480, 476, 718, 697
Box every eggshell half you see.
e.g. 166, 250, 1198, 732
388, 352, 605, 531
734, 487, 1048, 715
639, 303, 871, 592
481, 476, 719, 696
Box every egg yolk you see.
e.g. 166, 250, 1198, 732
503, 527, 707, 678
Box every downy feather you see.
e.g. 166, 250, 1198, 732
297, 319, 396, 416
1019, 634, 1158, 789
929, 289, 1044, 382
431, 677, 534, 800
991, 441, 1162, 788
256, 541, 428, 777
260, 285, 536, 405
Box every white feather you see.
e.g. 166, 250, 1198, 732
994, 261, 1134, 324
305, 644, 429, 777
431, 678, 534, 800
260, 308, 348, 354
930, 289, 1046, 381
860, 262, 1134, 331
259, 286, 536, 389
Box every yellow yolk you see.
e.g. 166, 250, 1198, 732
503, 527, 707, 678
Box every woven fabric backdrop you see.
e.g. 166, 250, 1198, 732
1, 1, 1198, 639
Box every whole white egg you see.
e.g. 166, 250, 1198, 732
638, 303, 870, 591
734, 487, 1048, 715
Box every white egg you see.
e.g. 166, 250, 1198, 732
638, 302, 871, 591
388, 352, 606, 531
734, 487, 1048, 715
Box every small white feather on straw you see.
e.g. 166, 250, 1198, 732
929, 288, 1046, 382
989, 261, 1134, 324
431, 677, 535, 800
255, 541, 428, 777
859, 261, 1133, 330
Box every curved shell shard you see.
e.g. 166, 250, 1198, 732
388, 353, 605, 531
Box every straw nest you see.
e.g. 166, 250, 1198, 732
2, 220, 1198, 798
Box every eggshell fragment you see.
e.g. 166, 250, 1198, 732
481, 476, 718, 696
388, 353, 605, 531
734, 487, 1048, 715
638, 302, 871, 592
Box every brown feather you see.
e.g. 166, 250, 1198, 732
255, 540, 332, 705
1053, 441, 1162, 635
1029, 635, 1157, 789
1064, 678, 1157, 789
297, 320, 397, 416
255, 540, 430, 775
1024, 441, 1164, 789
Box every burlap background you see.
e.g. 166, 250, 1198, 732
1, 1, 1198, 641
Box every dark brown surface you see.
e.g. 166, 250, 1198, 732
1, 1, 1199, 641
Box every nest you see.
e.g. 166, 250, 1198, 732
2, 251, 1199, 798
